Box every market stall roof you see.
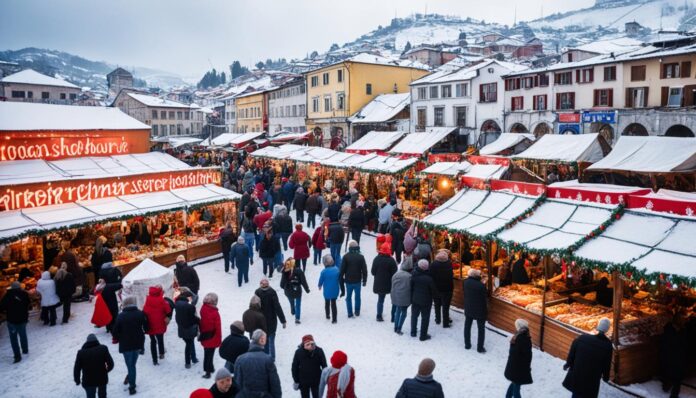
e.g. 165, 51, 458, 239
168, 137, 203, 148
420, 161, 472, 177
388, 127, 455, 156
0, 184, 241, 243
479, 133, 535, 156
586, 136, 696, 173
355, 155, 418, 174
463, 164, 507, 180
321, 152, 365, 168
267, 131, 311, 144
0, 102, 150, 131
512, 133, 605, 163
345, 131, 406, 154
348, 93, 410, 124
250, 144, 308, 160
627, 188, 696, 217
209, 132, 265, 147
548, 180, 651, 205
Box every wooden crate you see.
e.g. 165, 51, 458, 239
488, 298, 543, 347
187, 240, 221, 262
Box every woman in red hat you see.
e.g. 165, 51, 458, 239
319, 350, 355, 398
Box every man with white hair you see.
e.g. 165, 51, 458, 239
113, 296, 148, 395
563, 318, 613, 398
410, 259, 438, 341
462, 268, 488, 353
234, 330, 282, 398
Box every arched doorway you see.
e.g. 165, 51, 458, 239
479, 120, 502, 147
622, 123, 649, 136
665, 124, 695, 137
509, 123, 528, 133
532, 122, 551, 138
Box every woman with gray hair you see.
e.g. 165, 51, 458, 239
318, 254, 342, 323
199, 292, 222, 379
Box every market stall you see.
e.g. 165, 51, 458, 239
419, 162, 472, 206
479, 133, 535, 156
345, 130, 405, 155
388, 127, 458, 158
266, 131, 311, 146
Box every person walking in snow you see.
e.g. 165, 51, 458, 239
292, 334, 327, 398
241, 212, 256, 265
234, 330, 282, 398
289, 223, 312, 271
258, 229, 281, 279
327, 219, 345, 267
431, 249, 454, 328
280, 258, 311, 324
311, 218, 328, 266
372, 241, 398, 322
254, 279, 287, 360
504, 319, 533, 398
209, 367, 237, 398
199, 293, 222, 379
142, 285, 172, 365
219, 223, 236, 273
319, 350, 356, 398
396, 358, 444, 398
97, 276, 122, 337
219, 320, 249, 373
242, 295, 267, 339
348, 202, 366, 244
391, 258, 413, 335
74, 333, 114, 398
272, 206, 293, 251
410, 259, 438, 341
230, 236, 251, 287
175, 288, 200, 369
113, 296, 148, 395
55, 262, 76, 324
294, 186, 309, 223
0, 282, 30, 363
174, 255, 200, 299
339, 240, 368, 318
562, 318, 613, 398
463, 268, 488, 353
305, 190, 321, 229
36, 270, 60, 326
388, 209, 407, 263
318, 254, 342, 323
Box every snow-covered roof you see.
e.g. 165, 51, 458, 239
344, 53, 429, 70
349, 93, 410, 124
268, 131, 311, 143
355, 154, 418, 174
127, 92, 191, 108
0, 69, 79, 89
0, 102, 150, 131
389, 128, 455, 155
209, 132, 265, 147
420, 161, 472, 177
413, 59, 528, 85
479, 133, 535, 156
346, 131, 405, 153
566, 37, 644, 55
463, 164, 507, 180
513, 133, 604, 163
587, 136, 696, 173
168, 137, 203, 148
250, 144, 308, 160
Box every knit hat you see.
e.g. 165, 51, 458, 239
190, 388, 213, 398
418, 358, 436, 377
378, 242, 392, 256
10, 281, 21, 290
515, 319, 529, 331
417, 259, 429, 270
215, 367, 232, 381
86, 333, 98, 343
231, 320, 245, 334
330, 350, 348, 369
302, 334, 314, 346
295, 223, 303, 230
596, 318, 611, 334
348, 240, 358, 248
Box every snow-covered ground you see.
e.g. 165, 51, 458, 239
0, 221, 693, 397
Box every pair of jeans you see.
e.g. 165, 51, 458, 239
410, 303, 431, 339
243, 232, 255, 261
325, 299, 337, 322
183, 338, 197, 365
278, 232, 290, 251
296, 209, 305, 222
83, 385, 107, 398
262, 257, 275, 277
263, 333, 277, 360
506, 382, 522, 398
7, 322, 28, 359
297, 258, 308, 271
329, 243, 342, 268
313, 249, 323, 265
203, 347, 216, 373
61, 299, 71, 323
345, 282, 361, 316
351, 228, 362, 244
287, 296, 302, 320
300, 384, 319, 398
393, 305, 409, 332
41, 305, 57, 325
237, 265, 249, 287
122, 350, 139, 389
376, 293, 391, 319
307, 213, 316, 229
222, 249, 232, 272
433, 291, 452, 325
149, 334, 164, 363
464, 316, 486, 350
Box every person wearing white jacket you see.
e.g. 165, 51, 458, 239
36, 271, 60, 326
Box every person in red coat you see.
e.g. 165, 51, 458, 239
142, 285, 172, 365
320, 350, 356, 398
312, 218, 328, 266
199, 292, 222, 379
289, 223, 312, 271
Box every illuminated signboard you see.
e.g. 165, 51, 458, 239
0, 169, 221, 211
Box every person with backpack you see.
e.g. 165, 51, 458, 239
280, 258, 311, 325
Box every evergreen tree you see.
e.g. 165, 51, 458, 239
329, 43, 339, 52
403, 41, 412, 53
255, 61, 265, 70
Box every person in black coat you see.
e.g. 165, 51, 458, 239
99, 280, 122, 335
258, 231, 281, 278
280, 259, 311, 324
463, 268, 488, 353
348, 205, 366, 244
99, 261, 121, 285
504, 319, 533, 398
209, 367, 238, 398
659, 314, 689, 398
294, 187, 308, 223
371, 246, 397, 322
339, 241, 368, 318
327, 221, 345, 267
396, 358, 444, 398
74, 333, 114, 398
388, 210, 406, 263
219, 320, 250, 373
430, 249, 453, 328
511, 256, 531, 285
563, 318, 613, 398
220, 224, 236, 273
0, 282, 31, 363
55, 264, 76, 324
174, 256, 200, 296
112, 296, 149, 395
410, 260, 438, 341
273, 208, 293, 250
175, 290, 200, 368
291, 335, 327, 398
254, 279, 287, 360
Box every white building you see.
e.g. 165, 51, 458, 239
113, 91, 196, 137
267, 77, 306, 134
0, 69, 81, 104
221, 95, 238, 133
410, 59, 528, 147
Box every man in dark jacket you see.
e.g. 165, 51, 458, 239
410, 260, 438, 341
100, 279, 122, 336
396, 358, 444, 398
294, 187, 308, 222
258, 230, 281, 278
113, 296, 149, 395
511, 256, 531, 285
99, 261, 122, 285
0, 282, 30, 363
219, 320, 250, 373
462, 268, 488, 353
430, 249, 454, 328
388, 210, 406, 263
292, 334, 327, 398
371, 243, 397, 322
282, 179, 296, 210
55, 265, 76, 324
174, 255, 200, 297
273, 208, 293, 250
339, 240, 368, 318
220, 223, 235, 273
234, 330, 282, 398
209, 367, 238, 398
242, 296, 267, 339
74, 333, 114, 398
348, 204, 366, 244
175, 289, 199, 368
305, 191, 321, 229
563, 318, 613, 398
254, 279, 286, 360
231, 236, 251, 287
327, 221, 345, 267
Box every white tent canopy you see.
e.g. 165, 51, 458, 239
168, 137, 203, 148
420, 161, 472, 177
513, 133, 605, 162
389, 128, 455, 155
121, 259, 175, 309
346, 131, 405, 153
209, 132, 264, 147
463, 164, 507, 180
587, 136, 696, 172
250, 144, 308, 160
479, 133, 535, 155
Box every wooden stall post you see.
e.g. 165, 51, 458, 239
611, 270, 623, 379
539, 255, 550, 351
486, 241, 493, 297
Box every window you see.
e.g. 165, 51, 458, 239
161, 110, 167, 119
576, 68, 594, 83
554, 71, 572, 85
312, 97, 319, 113
366, 83, 372, 95
630, 65, 646, 81
662, 63, 680, 78
185, 111, 189, 120
323, 72, 329, 85
151, 110, 158, 119
511, 96, 524, 111
522, 77, 534, 89
26, 91, 33, 99
337, 69, 343, 83
69, 93, 77, 100
285, 105, 291, 117
169, 111, 175, 119
280, 107, 284, 117
556, 92, 575, 110
604, 66, 617, 81
60, 93, 66, 100
292, 105, 297, 117
434, 107, 444, 127
160, 124, 166, 134
533, 95, 547, 111
177, 111, 182, 120
311, 76, 319, 87
593, 89, 613, 107
324, 95, 332, 112
299, 104, 305, 116
479, 83, 497, 103
567, 53, 573, 62
170, 125, 176, 135
429, 86, 438, 99
416, 108, 426, 130
505, 78, 520, 91
42, 92, 49, 99
454, 106, 466, 127
177, 124, 182, 135
626, 87, 648, 108
337, 93, 345, 110
300, 85, 305, 94
152, 125, 158, 136
441, 85, 452, 98
455, 83, 468, 97
668, 87, 683, 107
418, 87, 427, 100
538, 74, 549, 87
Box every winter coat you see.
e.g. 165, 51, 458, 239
327, 222, 345, 245
511, 259, 531, 285
505, 328, 533, 385
73, 340, 114, 387
410, 267, 438, 307
348, 208, 366, 230
142, 286, 171, 335
219, 325, 250, 365
220, 227, 235, 253
36, 271, 60, 307
294, 191, 308, 212
234, 344, 282, 398
289, 230, 311, 260
175, 296, 199, 340
209, 382, 238, 398
305, 195, 321, 214
100, 262, 122, 284
258, 234, 281, 259
396, 375, 445, 398
174, 262, 200, 294
388, 220, 406, 252
327, 203, 341, 222
390, 269, 412, 307
242, 215, 256, 234
231, 242, 251, 269
100, 282, 122, 320
371, 254, 397, 294
413, 240, 433, 263
254, 287, 286, 334
280, 266, 310, 299
61, 250, 85, 286
318, 266, 341, 300
312, 226, 327, 250
242, 304, 267, 336
659, 322, 689, 383
378, 203, 394, 225
55, 271, 77, 301
403, 224, 417, 254
339, 247, 368, 285
113, 306, 149, 353
273, 213, 293, 234
430, 258, 453, 293
462, 276, 488, 320
562, 333, 613, 398
320, 365, 356, 398
0, 288, 30, 324
292, 346, 327, 387
199, 303, 222, 349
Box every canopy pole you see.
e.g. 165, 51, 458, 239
486, 240, 493, 297
611, 270, 622, 380
539, 255, 550, 351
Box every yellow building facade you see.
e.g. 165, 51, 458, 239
235, 91, 265, 133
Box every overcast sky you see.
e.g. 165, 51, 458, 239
3, 0, 593, 77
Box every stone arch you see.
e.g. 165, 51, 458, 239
664, 124, 695, 137
509, 123, 528, 133
532, 122, 552, 138
480, 119, 502, 133
622, 123, 649, 136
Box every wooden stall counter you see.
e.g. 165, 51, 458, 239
540, 318, 581, 360
153, 249, 187, 268
187, 240, 221, 262
613, 338, 659, 385
488, 298, 543, 347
